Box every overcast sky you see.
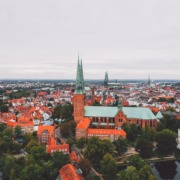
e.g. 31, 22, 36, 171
0, 0, 180, 80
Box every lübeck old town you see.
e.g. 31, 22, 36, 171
1, 1, 180, 180
0, 57, 179, 180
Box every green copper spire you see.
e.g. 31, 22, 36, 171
118, 98, 123, 109
75, 56, 85, 94
148, 74, 151, 86
81, 59, 84, 87
104, 71, 108, 87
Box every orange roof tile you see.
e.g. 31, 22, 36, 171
46, 143, 69, 154
69, 151, 80, 163
37, 125, 54, 136
76, 118, 90, 129
59, 164, 84, 180
87, 128, 126, 136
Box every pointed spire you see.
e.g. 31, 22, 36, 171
75, 56, 85, 94
104, 71, 109, 87
118, 98, 123, 109
148, 74, 151, 86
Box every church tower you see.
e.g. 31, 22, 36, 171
148, 75, 151, 86
73, 57, 85, 124
104, 71, 109, 87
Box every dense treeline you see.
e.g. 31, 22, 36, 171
0, 124, 70, 180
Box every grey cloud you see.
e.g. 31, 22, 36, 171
0, 0, 180, 79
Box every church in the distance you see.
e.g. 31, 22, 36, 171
73, 58, 159, 141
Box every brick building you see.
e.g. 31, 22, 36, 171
74, 59, 160, 141
37, 125, 54, 144
46, 137, 69, 154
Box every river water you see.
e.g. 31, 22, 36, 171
151, 161, 180, 180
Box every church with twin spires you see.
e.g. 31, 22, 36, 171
73, 58, 160, 141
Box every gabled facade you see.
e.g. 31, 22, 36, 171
37, 125, 54, 144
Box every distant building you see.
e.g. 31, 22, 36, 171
104, 71, 109, 87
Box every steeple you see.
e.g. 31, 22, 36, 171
75, 56, 85, 94
148, 75, 151, 86
118, 98, 123, 109
104, 71, 109, 87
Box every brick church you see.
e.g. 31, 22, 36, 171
73, 58, 160, 141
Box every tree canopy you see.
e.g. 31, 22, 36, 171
84, 137, 115, 168
114, 137, 128, 156
100, 153, 117, 180
156, 129, 177, 155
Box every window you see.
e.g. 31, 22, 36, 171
119, 119, 122, 122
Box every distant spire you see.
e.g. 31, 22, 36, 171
148, 74, 151, 86
118, 98, 123, 109
75, 56, 85, 94
104, 71, 109, 87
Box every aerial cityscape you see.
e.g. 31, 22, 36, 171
0, 1, 180, 180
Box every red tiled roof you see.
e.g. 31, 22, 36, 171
76, 118, 90, 129
87, 128, 126, 137
69, 151, 80, 163
38, 92, 47, 96
59, 164, 84, 180
46, 143, 69, 154
37, 125, 54, 136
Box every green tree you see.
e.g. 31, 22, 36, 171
135, 138, 153, 158
76, 137, 86, 149
156, 129, 177, 155
142, 126, 156, 142
53, 103, 73, 120
26, 139, 39, 152
138, 164, 156, 180
0, 104, 9, 112
20, 164, 43, 180
11, 142, 21, 154
66, 138, 75, 147
1, 155, 16, 179
30, 146, 51, 162
100, 153, 117, 180
60, 122, 70, 138
157, 97, 167, 102
0, 123, 7, 132
78, 158, 91, 177
84, 137, 115, 168
127, 155, 146, 170
0, 138, 6, 154
114, 137, 128, 156
52, 151, 70, 171
22, 133, 33, 147
60, 120, 76, 138
118, 166, 139, 180
14, 125, 22, 138
122, 123, 141, 142
3, 127, 13, 138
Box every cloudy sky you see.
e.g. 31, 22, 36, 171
0, 0, 180, 80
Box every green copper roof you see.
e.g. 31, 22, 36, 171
104, 71, 108, 87
84, 106, 119, 118
75, 57, 85, 94
122, 107, 157, 120
156, 111, 163, 119
84, 106, 157, 120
